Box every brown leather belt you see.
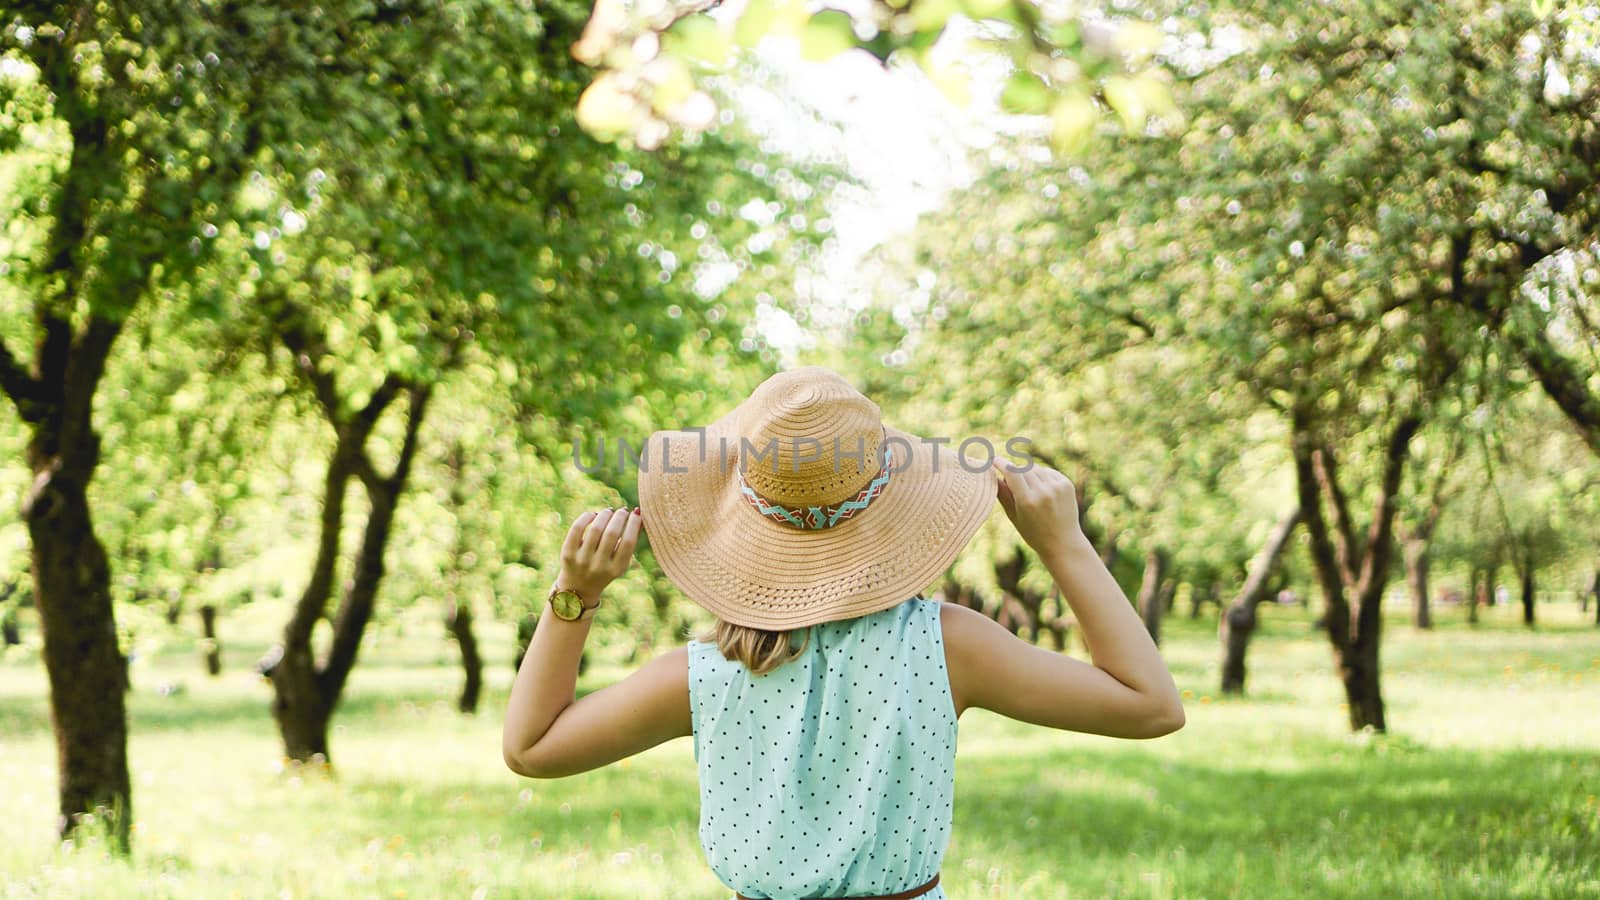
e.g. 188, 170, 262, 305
736, 872, 939, 900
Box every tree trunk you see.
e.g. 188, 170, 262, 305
994, 548, 1047, 643
1219, 507, 1300, 694
1403, 537, 1433, 630
1044, 587, 1071, 651
1098, 525, 1120, 570
994, 595, 1031, 636
269, 382, 430, 764
441, 439, 484, 714
1468, 567, 1484, 625
1136, 547, 1168, 646
274, 668, 332, 761
1190, 580, 1210, 619
1075, 481, 1120, 570
270, 435, 355, 766
446, 600, 483, 714
1520, 562, 1536, 627
1591, 566, 1600, 626
514, 612, 538, 672
1, 581, 19, 647
1160, 579, 1177, 614
1293, 408, 1419, 734
199, 603, 222, 676
280, 471, 407, 762
1338, 634, 1385, 731
20, 325, 132, 852
27, 463, 133, 851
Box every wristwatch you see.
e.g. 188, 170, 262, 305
547, 584, 602, 622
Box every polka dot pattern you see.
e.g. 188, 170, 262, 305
688, 595, 957, 900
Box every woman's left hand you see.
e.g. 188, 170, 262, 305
554, 507, 643, 600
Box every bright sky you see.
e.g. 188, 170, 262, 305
713, 14, 1251, 361
720, 31, 1016, 358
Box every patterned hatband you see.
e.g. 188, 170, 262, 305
737, 443, 892, 530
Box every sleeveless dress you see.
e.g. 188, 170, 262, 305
687, 595, 957, 900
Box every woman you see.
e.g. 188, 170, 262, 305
503, 367, 1184, 899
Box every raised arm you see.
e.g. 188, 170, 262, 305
502, 507, 692, 778
942, 463, 1185, 739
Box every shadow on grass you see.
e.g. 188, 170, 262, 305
951, 740, 1599, 896
187, 739, 1599, 898
342, 767, 703, 847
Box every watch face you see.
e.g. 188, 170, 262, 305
551, 590, 584, 620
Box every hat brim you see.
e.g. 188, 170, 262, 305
638, 404, 1000, 630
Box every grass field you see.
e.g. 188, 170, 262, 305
2, 594, 1597, 899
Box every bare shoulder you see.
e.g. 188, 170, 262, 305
938, 600, 1007, 717
939, 599, 1009, 652
937, 596, 1185, 738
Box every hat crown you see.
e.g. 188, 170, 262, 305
737, 368, 883, 508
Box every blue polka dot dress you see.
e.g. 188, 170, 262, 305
687, 595, 956, 900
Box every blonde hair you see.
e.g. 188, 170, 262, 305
695, 619, 812, 676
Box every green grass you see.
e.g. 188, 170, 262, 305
1, 596, 1597, 898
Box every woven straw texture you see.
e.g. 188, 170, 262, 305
638, 367, 998, 630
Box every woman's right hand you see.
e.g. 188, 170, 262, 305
996, 461, 1085, 559
950, 459, 1184, 740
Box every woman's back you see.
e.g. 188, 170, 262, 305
688, 595, 954, 900
504, 368, 1182, 896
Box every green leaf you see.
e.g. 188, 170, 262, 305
667, 14, 733, 68
907, 23, 945, 52
861, 31, 899, 63
800, 11, 858, 62
909, 0, 959, 33
738, 0, 809, 45
1102, 75, 1146, 132
575, 75, 637, 137
959, 0, 1010, 18
1050, 21, 1080, 50
1000, 71, 1051, 115
735, 0, 778, 47
1050, 91, 1096, 155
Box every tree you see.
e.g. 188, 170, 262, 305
1398, 423, 1467, 631
0, 2, 389, 850
866, 0, 1600, 731
1219, 507, 1299, 695
1590, 566, 1600, 627
226, 0, 824, 763
1291, 402, 1428, 732
571, 0, 1178, 156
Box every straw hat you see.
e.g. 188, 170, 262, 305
638, 366, 999, 630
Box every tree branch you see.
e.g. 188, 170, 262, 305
59, 316, 123, 445
1351, 414, 1423, 641
1494, 308, 1600, 456
271, 301, 348, 430
1291, 406, 1352, 653
351, 373, 405, 443
0, 339, 46, 423
1311, 442, 1362, 589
